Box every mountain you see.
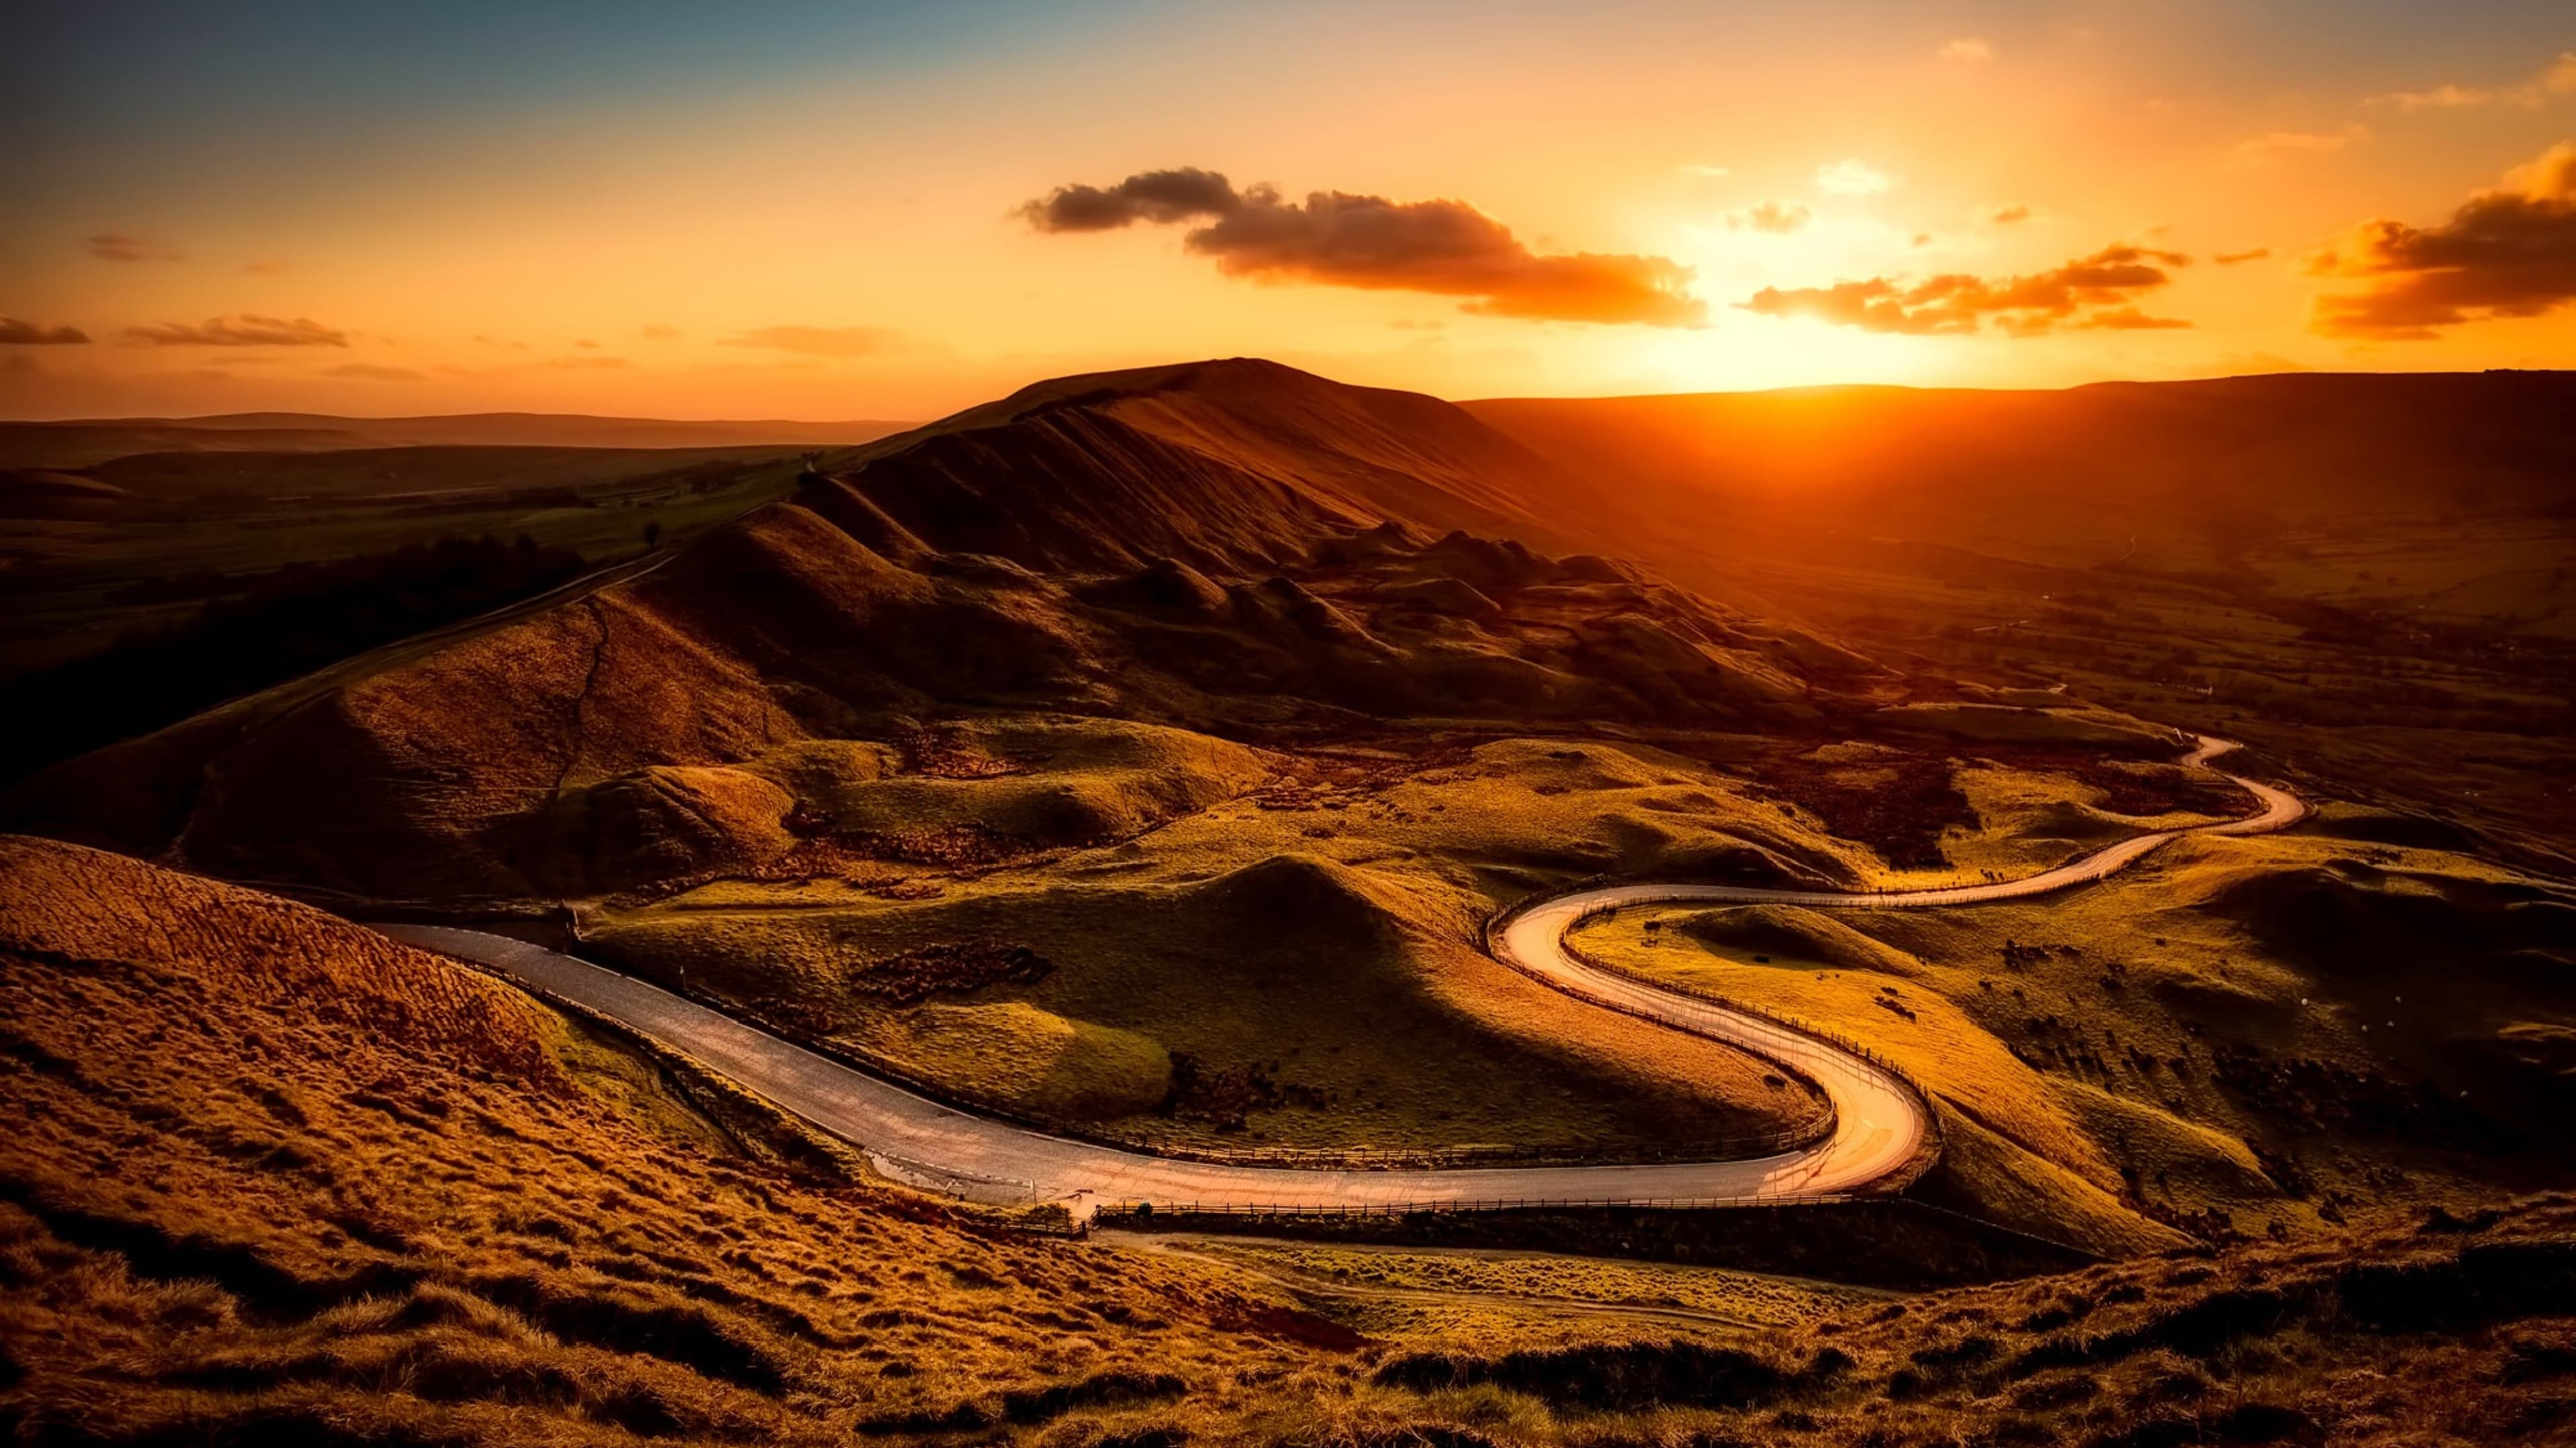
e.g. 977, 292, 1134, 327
0, 412, 916, 471
808, 357, 1650, 570
3, 359, 1887, 900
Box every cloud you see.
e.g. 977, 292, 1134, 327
474, 333, 531, 350
125, 315, 349, 347
1741, 242, 2192, 336
2229, 125, 2367, 168
2214, 247, 2272, 265
718, 325, 904, 357
1018, 167, 1707, 326
2369, 83, 2495, 113
1729, 201, 1812, 235
0, 319, 90, 345
2366, 51, 2576, 111
1815, 160, 1892, 195
2080, 305, 2194, 331
85, 232, 182, 262
1991, 205, 2033, 225
1939, 38, 1994, 63
641, 324, 680, 340
2308, 141, 2576, 338
323, 362, 423, 382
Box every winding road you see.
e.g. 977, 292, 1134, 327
379, 732, 2304, 1221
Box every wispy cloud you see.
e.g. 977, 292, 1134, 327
2214, 247, 2272, 265
717, 325, 904, 357
1938, 38, 1993, 63
1815, 160, 1893, 195
85, 232, 182, 263
1728, 201, 1812, 235
2227, 125, 2367, 168
324, 362, 423, 382
125, 315, 348, 347
0, 319, 91, 345
1743, 242, 2192, 336
2365, 51, 2576, 112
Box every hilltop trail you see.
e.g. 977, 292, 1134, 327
380, 734, 2304, 1222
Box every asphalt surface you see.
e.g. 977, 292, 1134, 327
378, 732, 2302, 1221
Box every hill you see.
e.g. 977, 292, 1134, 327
5, 359, 1881, 899
1468, 371, 2576, 869
0, 412, 914, 471
1467, 370, 2576, 566
7, 834, 2573, 1446
3, 359, 1903, 1160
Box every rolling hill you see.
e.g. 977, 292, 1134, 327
0, 411, 914, 471
4, 357, 1884, 900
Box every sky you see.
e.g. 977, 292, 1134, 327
5, 0, 2575, 421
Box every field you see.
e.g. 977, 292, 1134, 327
0, 444, 814, 677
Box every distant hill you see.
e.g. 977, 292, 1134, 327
1466, 370, 2576, 565
3, 357, 1882, 897
0, 410, 916, 470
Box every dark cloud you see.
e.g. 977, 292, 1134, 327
2214, 247, 2272, 265
2308, 142, 2576, 339
1730, 201, 1811, 235
718, 325, 902, 357
1016, 167, 1243, 231
1741, 243, 2192, 336
0, 319, 91, 345
1019, 168, 1706, 326
1991, 205, 2033, 225
127, 315, 349, 347
86, 232, 182, 262
323, 362, 423, 382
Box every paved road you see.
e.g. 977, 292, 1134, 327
378, 732, 2302, 1221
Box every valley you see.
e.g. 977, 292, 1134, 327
3, 359, 2571, 1447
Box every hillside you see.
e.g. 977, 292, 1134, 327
5, 359, 1883, 899
1468, 372, 2576, 869
7, 835, 2573, 1446
3, 359, 1913, 1162
1468, 371, 2576, 565
0, 412, 913, 471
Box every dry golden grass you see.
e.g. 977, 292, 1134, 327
584, 734, 1859, 1156
1572, 821, 2576, 1258
8, 834, 2575, 1448
0, 836, 1366, 1444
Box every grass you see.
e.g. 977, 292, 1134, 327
0, 444, 804, 677
10, 832, 2576, 1447
580, 726, 1898, 1156
1571, 821, 2576, 1253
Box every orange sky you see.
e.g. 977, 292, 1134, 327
6, 3, 2574, 420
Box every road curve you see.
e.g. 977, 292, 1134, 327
378, 732, 2302, 1220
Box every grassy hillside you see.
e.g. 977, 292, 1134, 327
7, 835, 2573, 1446
1569, 823, 2576, 1253
1465, 372, 2576, 871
